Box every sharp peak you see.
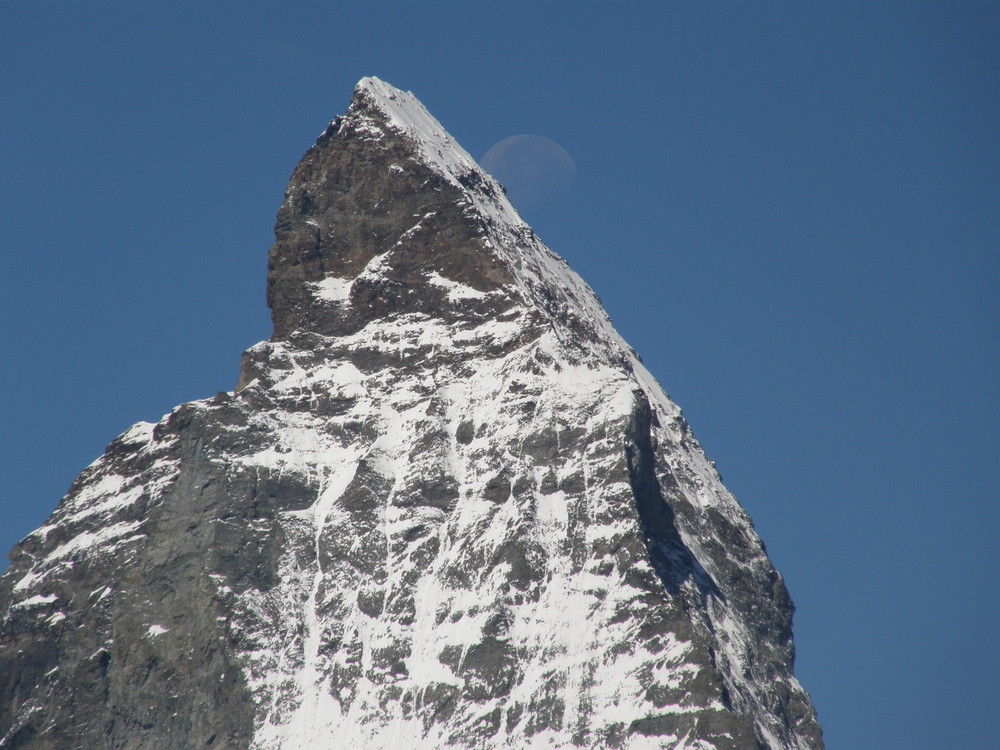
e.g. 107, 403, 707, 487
345, 77, 509, 205
348, 76, 452, 150
353, 76, 411, 104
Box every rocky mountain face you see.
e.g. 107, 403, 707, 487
0, 78, 824, 750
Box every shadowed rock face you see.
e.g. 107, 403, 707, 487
0, 78, 823, 750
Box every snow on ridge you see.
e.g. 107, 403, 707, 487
8, 420, 180, 599
353, 77, 525, 230
119, 421, 156, 445
355, 77, 479, 185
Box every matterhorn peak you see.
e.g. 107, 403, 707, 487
1, 78, 823, 750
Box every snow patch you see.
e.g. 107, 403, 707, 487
45, 521, 145, 562
13, 593, 58, 608
424, 271, 491, 302
312, 276, 354, 303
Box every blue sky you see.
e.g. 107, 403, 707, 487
2, 3, 997, 748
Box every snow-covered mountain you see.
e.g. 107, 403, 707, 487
0, 78, 823, 750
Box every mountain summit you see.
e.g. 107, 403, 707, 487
0, 78, 823, 750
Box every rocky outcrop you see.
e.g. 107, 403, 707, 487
1, 78, 823, 749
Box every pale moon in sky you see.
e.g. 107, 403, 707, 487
479, 135, 576, 213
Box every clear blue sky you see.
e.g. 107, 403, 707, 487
2, 3, 997, 748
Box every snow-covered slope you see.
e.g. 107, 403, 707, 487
0, 78, 823, 750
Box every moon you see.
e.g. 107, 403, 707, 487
479, 135, 576, 213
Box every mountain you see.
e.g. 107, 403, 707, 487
0, 78, 823, 750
